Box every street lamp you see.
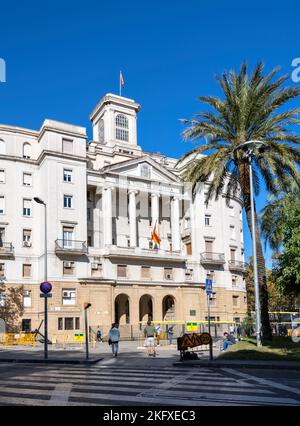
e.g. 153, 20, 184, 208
33, 197, 49, 359
233, 140, 268, 347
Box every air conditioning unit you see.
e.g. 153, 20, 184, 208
91, 263, 99, 270
23, 241, 32, 247
64, 262, 72, 268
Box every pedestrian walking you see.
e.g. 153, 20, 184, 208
108, 323, 120, 357
96, 326, 102, 343
167, 325, 174, 345
144, 320, 157, 357
155, 324, 161, 346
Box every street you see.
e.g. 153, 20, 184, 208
0, 344, 299, 406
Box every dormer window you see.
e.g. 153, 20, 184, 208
115, 114, 129, 142
23, 143, 32, 159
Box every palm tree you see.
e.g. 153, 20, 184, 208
178, 62, 300, 340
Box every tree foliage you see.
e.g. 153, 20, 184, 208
0, 283, 24, 332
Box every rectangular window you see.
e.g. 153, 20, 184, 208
62, 289, 76, 305
0, 196, 5, 214
91, 261, 102, 276
75, 317, 80, 330
117, 265, 127, 278
58, 318, 63, 331
23, 199, 31, 217
63, 261, 75, 275
0, 263, 5, 278
62, 139, 73, 154
63, 226, 74, 248
23, 290, 31, 308
21, 319, 31, 332
64, 317, 74, 330
190, 310, 196, 316
63, 195, 72, 209
0, 169, 5, 184
230, 248, 236, 261
23, 229, 32, 246
23, 173, 32, 186
205, 240, 213, 254
232, 276, 237, 287
186, 242, 192, 255
185, 269, 193, 280
23, 264, 32, 278
205, 215, 211, 226
141, 266, 151, 279
230, 225, 236, 239
164, 268, 173, 280
87, 235, 92, 247
233, 295, 239, 307
63, 169, 72, 183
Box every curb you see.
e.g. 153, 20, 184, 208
173, 361, 300, 370
0, 358, 103, 365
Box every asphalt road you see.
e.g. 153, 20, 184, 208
0, 351, 299, 406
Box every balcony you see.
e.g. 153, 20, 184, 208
55, 239, 88, 255
104, 246, 186, 263
200, 252, 225, 265
0, 242, 14, 258
181, 227, 191, 241
228, 260, 248, 272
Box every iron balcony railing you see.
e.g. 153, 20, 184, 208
55, 239, 88, 254
200, 252, 225, 264
0, 242, 14, 256
228, 260, 248, 272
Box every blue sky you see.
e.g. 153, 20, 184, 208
1, 0, 299, 267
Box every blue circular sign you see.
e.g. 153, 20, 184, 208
40, 281, 52, 294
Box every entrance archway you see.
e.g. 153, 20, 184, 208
114, 293, 130, 325
163, 295, 175, 321
139, 294, 153, 322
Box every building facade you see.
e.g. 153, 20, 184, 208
0, 93, 247, 339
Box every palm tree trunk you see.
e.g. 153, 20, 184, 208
239, 163, 272, 340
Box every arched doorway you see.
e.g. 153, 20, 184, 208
139, 294, 153, 322
114, 294, 130, 325
163, 295, 175, 321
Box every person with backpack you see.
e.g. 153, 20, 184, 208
144, 320, 157, 357
108, 323, 120, 357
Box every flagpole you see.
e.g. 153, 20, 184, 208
119, 72, 121, 97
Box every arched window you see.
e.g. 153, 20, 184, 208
23, 143, 32, 159
0, 139, 5, 155
115, 114, 129, 142
98, 119, 104, 143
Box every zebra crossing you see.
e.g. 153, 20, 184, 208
0, 362, 299, 406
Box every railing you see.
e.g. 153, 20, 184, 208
105, 245, 185, 261
228, 260, 248, 272
0, 242, 14, 256
55, 239, 88, 254
200, 252, 225, 264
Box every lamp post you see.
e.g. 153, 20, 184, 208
34, 197, 49, 358
233, 140, 267, 347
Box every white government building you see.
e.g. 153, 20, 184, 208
0, 93, 247, 339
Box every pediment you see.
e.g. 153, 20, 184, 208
102, 156, 182, 184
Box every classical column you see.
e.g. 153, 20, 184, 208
151, 193, 160, 228
103, 187, 112, 246
128, 190, 138, 247
171, 196, 181, 252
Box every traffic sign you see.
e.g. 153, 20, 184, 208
205, 278, 213, 295
40, 281, 52, 294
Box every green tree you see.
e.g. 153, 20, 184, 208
0, 283, 24, 332
178, 62, 300, 340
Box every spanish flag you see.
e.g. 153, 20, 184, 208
151, 222, 161, 248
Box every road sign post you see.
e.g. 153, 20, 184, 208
205, 278, 213, 337
40, 281, 52, 360
84, 303, 92, 360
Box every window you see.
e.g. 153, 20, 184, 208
232, 275, 237, 287
22, 264, 32, 278
230, 248, 236, 261
63, 169, 72, 183
75, 317, 80, 330
62, 289, 76, 305
23, 199, 32, 216
205, 240, 213, 254
164, 268, 173, 280
23, 173, 32, 186
0, 196, 4, 214
141, 164, 151, 179
0, 263, 4, 278
190, 310, 196, 316
98, 119, 104, 143
87, 235, 92, 247
115, 114, 129, 142
0, 169, 5, 183
64, 318, 74, 330
62, 139, 73, 154
64, 195, 72, 209
23, 229, 32, 246
63, 226, 74, 247
91, 261, 102, 277
233, 295, 239, 307
117, 265, 127, 278
58, 318, 63, 330
229, 204, 235, 216
0, 227, 5, 245
23, 290, 31, 308
23, 143, 32, 159
0, 140, 5, 155
205, 215, 211, 226
63, 261, 75, 275
87, 208, 91, 221
141, 266, 151, 279
230, 225, 236, 239
185, 269, 193, 280
22, 319, 31, 332
186, 242, 192, 255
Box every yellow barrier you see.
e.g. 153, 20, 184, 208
2, 333, 36, 348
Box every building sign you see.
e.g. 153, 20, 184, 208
177, 333, 212, 351
186, 322, 198, 332
74, 333, 84, 342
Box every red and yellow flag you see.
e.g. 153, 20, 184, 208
151, 222, 161, 248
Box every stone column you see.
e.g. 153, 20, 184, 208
103, 187, 112, 246
171, 196, 181, 252
151, 193, 160, 228
128, 190, 138, 247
